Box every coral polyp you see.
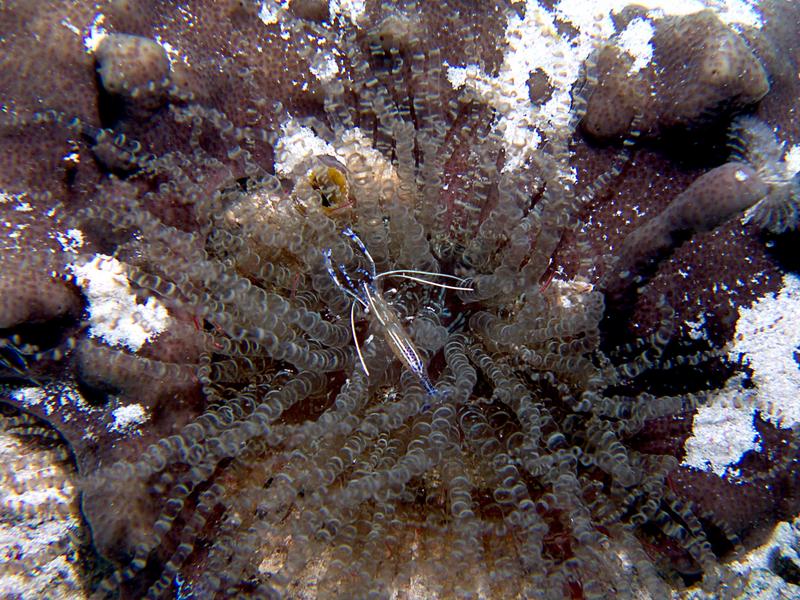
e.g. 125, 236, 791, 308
1, 1, 800, 599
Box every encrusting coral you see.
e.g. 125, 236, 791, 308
603, 161, 770, 315
1, 1, 800, 599
94, 33, 172, 114
582, 9, 770, 142
0, 406, 91, 598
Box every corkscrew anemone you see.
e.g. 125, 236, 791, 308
1, 1, 800, 599
323, 226, 473, 396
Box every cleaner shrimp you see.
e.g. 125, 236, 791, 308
323, 227, 472, 396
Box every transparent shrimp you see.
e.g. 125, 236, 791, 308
324, 227, 472, 396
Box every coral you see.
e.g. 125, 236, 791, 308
604, 161, 769, 312
0, 192, 83, 330
0, 404, 91, 598
582, 9, 769, 141
288, 0, 331, 23
0, 1, 799, 600
94, 33, 171, 112
0, 267, 80, 331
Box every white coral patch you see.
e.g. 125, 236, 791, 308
616, 17, 655, 74
731, 517, 800, 582
258, 0, 287, 25
110, 403, 150, 435
330, 0, 367, 26
335, 128, 395, 182
446, 0, 762, 172
53, 228, 84, 254
685, 314, 708, 340
10, 387, 47, 410
274, 118, 337, 176
274, 117, 395, 184
10, 383, 99, 419
83, 12, 108, 53
711, 0, 764, 29
0, 429, 82, 598
70, 254, 171, 352
446, 0, 587, 172
682, 391, 761, 477
732, 273, 800, 427
556, 0, 762, 29
683, 274, 800, 477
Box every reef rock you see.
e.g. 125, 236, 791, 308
94, 33, 170, 112
583, 9, 770, 141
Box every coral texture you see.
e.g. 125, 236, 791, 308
1, 1, 800, 599
0, 404, 90, 598
583, 9, 769, 141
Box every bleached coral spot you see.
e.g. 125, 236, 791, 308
731, 516, 800, 585
556, 0, 762, 30
274, 118, 337, 177
445, 0, 585, 171
53, 228, 84, 254
110, 403, 150, 435
0, 426, 83, 598
682, 395, 762, 477
70, 254, 170, 352
732, 273, 800, 427
685, 314, 708, 340
683, 274, 800, 478
682, 274, 800, 477
10, 387, 47, 409
258, 0, 286, 26
83, 12, 108, 53
274, 117, 395, 184
616, 17, 655, 74
330, 0, 367, 26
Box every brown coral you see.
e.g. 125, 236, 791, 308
604, 161, 769, 311
582, 10, 769, 141
95, 33, 171, 112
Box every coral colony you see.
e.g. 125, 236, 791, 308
2, 0, 800, 598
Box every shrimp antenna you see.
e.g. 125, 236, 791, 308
341, 227, 377, 280
376, 269, 474, 291
351, 300, 369, 376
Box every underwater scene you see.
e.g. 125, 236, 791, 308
1, 0, 799, 598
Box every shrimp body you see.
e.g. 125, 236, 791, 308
324, 228, 471, 397
363, 282, 437, 395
